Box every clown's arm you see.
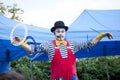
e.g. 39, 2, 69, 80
12, 36, 48, 53
91, 32, 113, 44
72, 32, 113, 53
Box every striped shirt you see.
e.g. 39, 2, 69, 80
31, 40, 94, 62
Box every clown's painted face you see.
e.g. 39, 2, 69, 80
54, 28, 66, 41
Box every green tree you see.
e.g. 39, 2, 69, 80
11, 56, 50, 80
0, 2, 24, 21
11, 56, 120, 80
0, 2, 7, 15
76, 56, 120, 80
7, 3, 24, 21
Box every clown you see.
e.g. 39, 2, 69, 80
13, 21, 113, 80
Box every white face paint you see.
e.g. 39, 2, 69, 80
54, 28, 66, 41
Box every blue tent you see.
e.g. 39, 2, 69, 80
0, 14, 53, 74
67, 9, 120, 41
0, 9, 120, 74
31, 9, 120, 61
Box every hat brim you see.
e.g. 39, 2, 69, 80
51, 26, 68, 32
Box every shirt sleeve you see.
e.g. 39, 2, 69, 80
71, 40, 95, 53
31, 41, 50, 54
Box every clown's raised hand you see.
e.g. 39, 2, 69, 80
103, 32, 113, 39
91, 32, 113, 44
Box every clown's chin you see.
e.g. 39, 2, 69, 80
56, 36, 64, 41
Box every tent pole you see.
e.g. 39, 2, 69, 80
6, 49, 10, 61
103, 45, 110, 80
30, 60, 33, 80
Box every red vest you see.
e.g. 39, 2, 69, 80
50, 40, 77, 80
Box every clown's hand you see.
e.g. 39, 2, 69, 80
96, 32, 113, 40
12, 36, 32, 52
92, 32, 113, 44
103, 32, 113, 40
12, 36, 27, 47
12, 36, 22, 45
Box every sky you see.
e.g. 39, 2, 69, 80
1, 0, 120, 29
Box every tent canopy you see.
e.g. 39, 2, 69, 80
0, 9, 120, 61
67, 9, 120, 41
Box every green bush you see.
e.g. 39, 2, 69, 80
11, 56, 120, 80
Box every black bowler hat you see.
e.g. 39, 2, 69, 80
51, 21, 68, 32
